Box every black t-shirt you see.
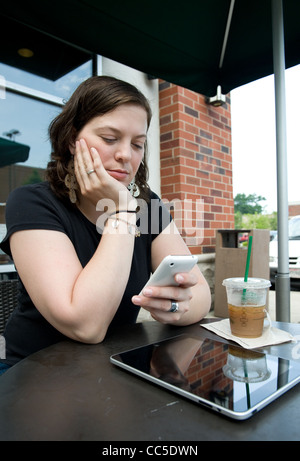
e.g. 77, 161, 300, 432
0, 182, 172, 366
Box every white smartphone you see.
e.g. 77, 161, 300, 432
141, 255, 198, 290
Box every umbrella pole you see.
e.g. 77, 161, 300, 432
271, 0, 290, 322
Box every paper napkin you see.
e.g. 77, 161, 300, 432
201, 317, 295, 349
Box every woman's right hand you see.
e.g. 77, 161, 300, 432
74, 138, 135, 212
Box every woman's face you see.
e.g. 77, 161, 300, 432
75, 104, 148, 187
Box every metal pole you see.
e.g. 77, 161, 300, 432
271, 0, 290, 321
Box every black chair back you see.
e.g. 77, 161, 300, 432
0, 279, 18, 334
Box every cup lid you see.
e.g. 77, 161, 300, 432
222, 277, 271, 289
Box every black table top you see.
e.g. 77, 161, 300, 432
0, 319, 300, 441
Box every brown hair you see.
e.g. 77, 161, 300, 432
46, 76, 152, 202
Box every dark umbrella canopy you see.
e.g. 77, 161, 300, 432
0, 137, 30, 168
0, 0, 300, 95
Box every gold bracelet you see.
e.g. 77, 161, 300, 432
108, 209, 137, 216
107, 217, 140, 237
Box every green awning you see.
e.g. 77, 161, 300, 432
0, 1, 299, 95
0, 137, 30, 168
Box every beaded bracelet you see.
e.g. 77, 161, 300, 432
107, 217, 140, 237
108, 209, 137, 216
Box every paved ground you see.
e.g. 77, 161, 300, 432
137, 289, 300, 324
267, 289, 300, 323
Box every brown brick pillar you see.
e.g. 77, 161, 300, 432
159, 80, 234, 254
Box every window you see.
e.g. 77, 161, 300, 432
0, 60, 93, 208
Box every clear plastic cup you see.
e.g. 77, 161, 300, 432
223, 346, 271, 383
222, 277, 271, 338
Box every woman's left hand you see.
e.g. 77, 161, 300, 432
131, 271, 198, 324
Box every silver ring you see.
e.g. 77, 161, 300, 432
87, 169, 95, 175
169, 300, 179, 313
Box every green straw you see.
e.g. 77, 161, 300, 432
242, 235, 253, 399
242, 235, 253, 302
244, 235, 253, 282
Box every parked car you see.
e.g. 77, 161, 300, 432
270, 230, 277, 241
269, 215, 300, 289
238, 232, 249, 247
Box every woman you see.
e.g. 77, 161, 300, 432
0, 76, 211, 374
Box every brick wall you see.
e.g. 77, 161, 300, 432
184, 340, 233, 402
159, 80, 234, 254
289, 203, 300, 217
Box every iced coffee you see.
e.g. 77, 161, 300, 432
223, 278, 271, 338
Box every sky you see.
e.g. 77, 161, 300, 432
231, 63, 300, 214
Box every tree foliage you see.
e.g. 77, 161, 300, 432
234, 193, 277, 231
236, 212, 277, 230
234, 193, 266, 214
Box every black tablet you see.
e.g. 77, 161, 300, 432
110, 334, 300, 420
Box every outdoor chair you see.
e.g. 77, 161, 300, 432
0, 279, 18, 334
